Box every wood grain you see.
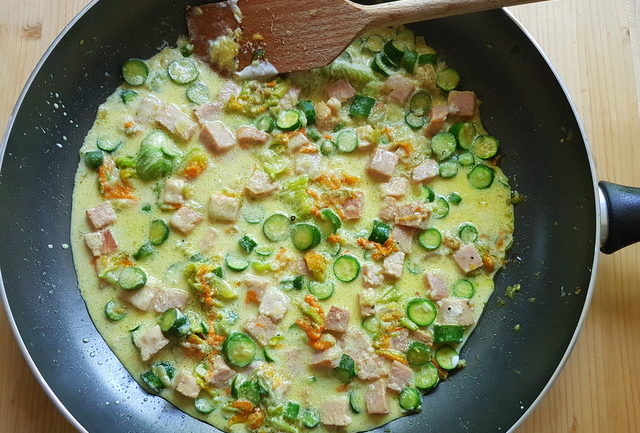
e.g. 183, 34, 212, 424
1, 0, 639, 432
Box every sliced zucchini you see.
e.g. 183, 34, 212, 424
333, 255, 360, 282
301, 408, 321, 428
435, 345, 460, 370
140, 370, 164, 393
262, 213, 290, 242
159, 308, 191, 336
195, 398, 215, 414
472, 135, 500, 159
349, 389, 364, 414
320, 208, 342, 233
335, 129, 359, 153
401, 50, 418, 73
434, 324, 465, 344
349, 95, 376, 118
308, 280, 335, 300
239, 235, 258, 253
186, 82, 210, 104
414, 362, 440, 391
122, 58, 148, 86
438, 159, 459, 178
133, 242, 155, 261
468, 164, 495, 189
83, 150, 104, 169
417, 53, 437, 65
276, 109, 301, 131
383, 40, 406, 64
97, 139, 121, 153
223, 332, 257, 367
319, 139, 336, 156
423, 186, 436, 202
368, 220, 391, 244
167, 58, 199, 84
398, 387, 422, 412
449, 122, 476, 150
458, 151, 476, 167
296, 100, 316, 125
431, 132, 457, 161
436, 68, 460, 91
254, 245, 274, 257
149, 220, 169, 245
447, 192, 462, 205
405, 112, 425, 129
334, 354, 356, 384
406, 341, 431, 366
118, 266, 147, 290
458, 223, 478, 243
120, 89, 138, 104
284, 401, 301, 420
256, 114, 275, 133
291, 223, 321, 250
362, 34, 385, 53
225, 253, 249, 272
361, 316, 380, 337
104, 299, 127, 321
409, 90, 432, 116
406, 298, 437, 326
418, 228, 442, 251
371, 52, 396, 77
452, 279, 475, 298
432, 197, 450, 219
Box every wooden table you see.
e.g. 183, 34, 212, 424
1, 0, 639, 431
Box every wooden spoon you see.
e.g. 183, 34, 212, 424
187, 0, 547, 75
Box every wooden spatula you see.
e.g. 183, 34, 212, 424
187, 0, 546, 75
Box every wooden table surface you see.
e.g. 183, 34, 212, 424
1, 0, 639, 431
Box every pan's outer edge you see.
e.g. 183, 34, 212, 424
0, 5, 600, 433
502, 9, 600, 433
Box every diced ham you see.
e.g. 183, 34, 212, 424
326, 97, 342, 115
362, 263, 384, 288
355, 355, 388, 380
155, 103, 198, 141
315, 101, 336, 131
392, 225, 415, 254
411, 329, 434, 346
193, 102, 223, 122
120, 285, 156, 311
379, 197, 398, 222
365, 379, 390, 415
411, 159, 439, 183
200, 227, 219, 252
381, 177, 409, 198
453, 244, 483, 273
294, 153, 324, 180
217, 81, 241, 104
244, 314, 277, 346
134, 325, 169, 362
358, 288, 377, 316
367, 148, 399, 182
259, 287, 290, 322
163, 178, 186, 206
174, 370, 200, 399
339, 327, 373, 358
325, 79, 356, 102
199, 120, 236, 153
279, 86, 301, 110
338, 190, 364, 221
320, 398, 352, 426
169, 206, 202, 234
84, 229, 118, 257
383, 251, 405, 280
207, 355, 236, 387
356, 124, 376, 151
287, 132, 311, 152
135, 95, 162, 124
237, 126, 270, 146
389, 328, 410, 352
448, 90, 476, 120
245, 170, 279, 198
243, 274, 271, 301
208, 194, 241, 222
310, 345, 341, 368
86, 202, 116, 230
382, 75, 416, 106
395, 202, 431, 229
150, 287, 189, 313
387, 361, 413, 392
425, 273, 449, 301
425, 105, 449, 137
437, 298, 476, 326
326, 306, 350, 333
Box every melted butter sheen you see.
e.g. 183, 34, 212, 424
71, 28, 514, 433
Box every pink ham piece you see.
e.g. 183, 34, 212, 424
217, 81, 241, 104
411, 329, 434, 346
84, 229, 118, 257
425, 273, 449, 301
358, 288, 376, 316
362, 263, 384, 288
379, 197, 398, 222
315, 101, 336, 131
355, 355, 388, 381
245, 170, 279, 198
244, 314, 277, 346
382, 75, 416, 106
389, 328, 410, 352
381, 177, 409, 198
320, 398, 352, 426
163, 178, 186, 206
134, 325, 169, 362
448, 90, 476, 120
208, 194, 241, 222
393, 225, 415, 254
310, 346, 341, 368
259, 287, 290, 322
395, 202, 431, 229
193, 102, 223, 122
383, 251, 405, 280
135, 95, 162, 124
365, 379, 390, 414
174, 370, 200, 399
326, 306, 350, 333
243, 274, 271, 301
199, 120, 236, 153
437, 298, 476, 326
325, 79, 356, 102
155, 103, 198, 140
207, 355, 236, 387
411, 159, 439, 183
387, 361, 413, 392
169, 206, 202, 234
453, 244, 483, 273
237, 126, 270, 146
86, 202, 116, 230
339, 190, 364, 221
425, 105, 449, 137
367, 148, 399, 181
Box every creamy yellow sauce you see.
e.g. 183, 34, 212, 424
71, 27, 514, 433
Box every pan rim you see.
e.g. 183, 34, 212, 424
0, 4, 600, 433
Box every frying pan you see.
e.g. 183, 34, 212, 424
2, 1, 639, 432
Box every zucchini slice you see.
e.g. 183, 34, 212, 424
333, 254, 360, 282
223, 332, 257, 367
406, 298, 437, 326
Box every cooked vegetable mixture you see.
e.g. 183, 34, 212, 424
71, 26, 514, 433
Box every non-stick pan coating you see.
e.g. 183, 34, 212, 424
0, 1, 597, 432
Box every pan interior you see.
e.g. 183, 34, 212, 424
0, 1, 595, 432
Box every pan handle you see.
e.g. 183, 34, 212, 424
599, 181, 640, 254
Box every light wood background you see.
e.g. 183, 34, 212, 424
1, 0, 639, 431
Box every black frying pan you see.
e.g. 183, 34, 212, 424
2, 1, 639, 432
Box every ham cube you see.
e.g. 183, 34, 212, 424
358, 288, 377, 316
310, 346, 341, 368
383, 251, 405, 280
155, 103, 197, 141
320, 398, 352, 426
315, 101, 337, 131
382, 75, 416, 106
279, 86, 301, 110
287, 132, 310, 152
393, 225, 415, 254
134, 325, 169, 362
326, 306, 350, 333
448, 90, 476, 120
259, 287, 290, 322
453, 244, 483, 273
174, 370, 200, 399
437, 298, 476, 326
339, 190, 364, 221
217, 81, 241, 104
389, 328, 410, 352
379, 197, 398, 222
362, 263, 384, 288
237, 126, 270, 146
208, 194, 241, 222
199, 120, 236, 153
135, 94, 162, 124
325, 79, 356, 102
169, 206, 202, 234
243, 274, 271, 301
86, 202, 116, 230
411, 159, 439, 183
411, 329, 434, 346
387, 361, 413, 392
244, 314, 277, 346
245, 170, 279, 198
355, 355, 388, 380
381, 177, 409, 198
395, 202, 431, 229
150, 287, 189, 313
207, 355, 235, 387
425, 105, 449, 137
200, 227, 219, 252
193, 102, 223, 122
425, 273, 449, 301
84, 229, 118, 257
367, 148, 399, 181
163, 178, 186, 206
339, 327, 374, 357
365, 379, 390, 414
356, 124, 376, 150
294, 153, 324, 180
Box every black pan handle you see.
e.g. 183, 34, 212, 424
599, 181, 640, 254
